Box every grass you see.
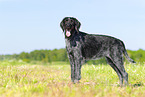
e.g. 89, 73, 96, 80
0, 60, 145, 97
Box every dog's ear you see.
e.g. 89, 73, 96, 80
60, 19, 64, 32
74, 18, 81, 33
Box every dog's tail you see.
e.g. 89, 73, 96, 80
121, 41, 136, 63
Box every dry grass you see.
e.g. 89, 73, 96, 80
0, 61, 145, 97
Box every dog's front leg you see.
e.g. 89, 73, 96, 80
74, 60, 82, 83
68, 53, 82, 83
73, 51, 83, 83
68, 54, 76, 83
68, 51, 82, 83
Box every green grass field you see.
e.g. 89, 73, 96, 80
0, 61, 145, 97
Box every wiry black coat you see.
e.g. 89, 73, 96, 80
60, 17, 135, 86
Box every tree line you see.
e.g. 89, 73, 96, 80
0, 48, 145, 64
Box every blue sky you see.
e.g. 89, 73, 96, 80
0, 0, 145, 54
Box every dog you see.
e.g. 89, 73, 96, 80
60, 17, 136, 86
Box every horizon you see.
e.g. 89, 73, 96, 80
1, 48, 144, 56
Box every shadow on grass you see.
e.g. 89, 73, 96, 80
103, 82, 144, 87
132, 82, 144, 87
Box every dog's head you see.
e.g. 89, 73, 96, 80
60, 17, 81, 38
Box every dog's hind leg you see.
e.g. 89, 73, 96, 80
105, 57, 123, 86
112, 54, 128, 86
109, 50, 129, 86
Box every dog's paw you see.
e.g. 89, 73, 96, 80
73, 80, 80, 84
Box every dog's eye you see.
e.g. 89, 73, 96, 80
65, 19, 68, 22
70, 20, 73, 22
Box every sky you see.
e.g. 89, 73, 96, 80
0, 0, 145, 55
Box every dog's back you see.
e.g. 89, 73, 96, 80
79, 32, 136, 63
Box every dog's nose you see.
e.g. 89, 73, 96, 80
66, 23, 72, 28
66, 23, 71, 26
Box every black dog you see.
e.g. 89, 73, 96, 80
60, 17, 135, 86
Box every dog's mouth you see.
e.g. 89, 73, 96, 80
65, 26, 73, 37
65, 30, 71, 37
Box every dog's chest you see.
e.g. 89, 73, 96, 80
65, 39, 82, 53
